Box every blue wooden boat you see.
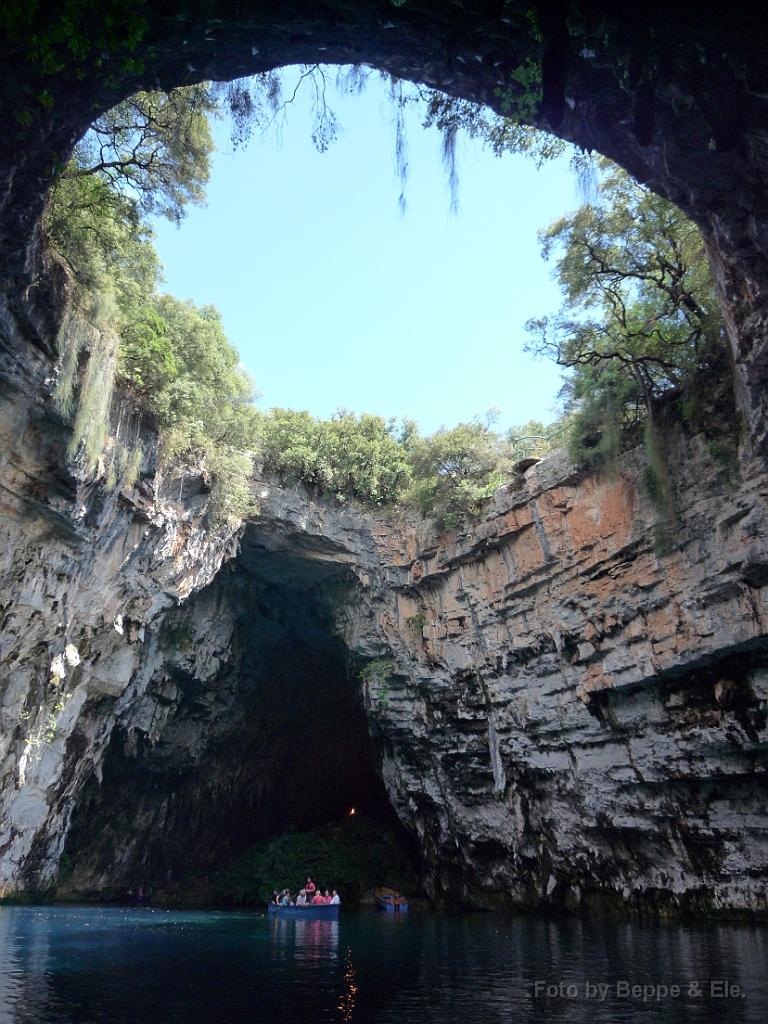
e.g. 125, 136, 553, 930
267, 902, 339, 920
375, 887, 408, 912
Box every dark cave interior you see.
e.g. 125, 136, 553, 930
61, 523, 403, 897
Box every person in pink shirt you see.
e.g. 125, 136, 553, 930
312, 889, 325, 905
323, 890, 332, 903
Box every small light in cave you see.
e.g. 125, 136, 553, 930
349, 808, 356, 815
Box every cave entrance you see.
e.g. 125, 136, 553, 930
62, 520, 401, 898
5, 6, 768, 456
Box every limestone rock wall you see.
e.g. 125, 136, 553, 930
0, 327, 241, 890
0, 313, 767, 911
246, 440, 768, 914
348, 445, 768, 913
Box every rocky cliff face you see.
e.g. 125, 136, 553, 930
0, 303, 242, 889
1, 305, 767, 912
354, 446, 768, 914
238, 435, 768, 915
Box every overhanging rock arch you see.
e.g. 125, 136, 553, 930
3, 1, 768, 447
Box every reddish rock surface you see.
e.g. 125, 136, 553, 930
0, 338, 766, 913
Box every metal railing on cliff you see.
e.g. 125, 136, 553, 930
508, 421, 573, 463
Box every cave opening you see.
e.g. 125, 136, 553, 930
61, 520, 408, 899
4, 4, 768, 461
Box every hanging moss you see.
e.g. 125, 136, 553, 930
643, 419, 677, 556
54, 290, 123, 476
105, 441, 144, 493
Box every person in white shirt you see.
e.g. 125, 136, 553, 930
330, 890, 340, 904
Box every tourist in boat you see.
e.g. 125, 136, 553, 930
323, 890, 332, 903
330, 890, 340, 905
311, 889, 325, 905
269, 890, 280, 905
279, 889, 292, 906
295, 889, 308, 905
305, 877, 316, 898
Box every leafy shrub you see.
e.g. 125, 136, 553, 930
118, 307, 177, 392
527, 160, 729, 473
407, 419, 510, 526
206, 446, 257, 527
255, 408, 415, 505
360, 659, 396, 708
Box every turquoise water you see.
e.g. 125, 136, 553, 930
0, 906, 766, 1023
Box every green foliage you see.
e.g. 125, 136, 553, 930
420, 91, 565, 166
144, 297, 260, 528
495, 57, 544, 123
565, 388, 622, 473
47, 173, 160, 311
406, 612, 425, 636
2, 0, 149, 100
47, 84, 212, 309
63, 85, 216, 225
46, 85, 261, 524
407, 418, 509, 526
256, 409, 415, 505
527, 160, 728, 470
47, 153, 162, 481
47, 172, 152, 477
360, 659, 396, 707
146, 296, 259, 447
118, 307, 177, 392
214, 817, 416, 905
206, 447, 257, 527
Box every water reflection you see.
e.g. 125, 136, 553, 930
0, 911, 21, 1024
339, 946, 357, 1024
0, 906, 765, 1023
0, 908, 60, 1024
270, 917, 340, 964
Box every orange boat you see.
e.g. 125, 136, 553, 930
375, 887, 408, 912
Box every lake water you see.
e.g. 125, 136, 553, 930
0, 906, 765, 1023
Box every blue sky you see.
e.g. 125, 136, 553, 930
151, 67, 583, 436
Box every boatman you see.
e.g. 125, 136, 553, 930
305, 877, 316, 899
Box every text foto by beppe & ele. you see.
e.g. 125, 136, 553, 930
533, 980, 746, 1002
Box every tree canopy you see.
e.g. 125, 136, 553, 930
408, 418, 510, 525
525, 160, 727, 464
61, 84, 216, 224
256, 409, 416, 505
46, 80, 734, 536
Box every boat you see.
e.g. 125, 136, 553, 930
267, 902, 340, 920
375, 887, 408, 912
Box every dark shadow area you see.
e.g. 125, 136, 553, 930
60, 522, 413, 900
